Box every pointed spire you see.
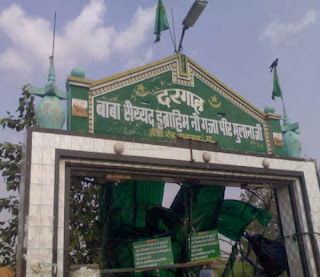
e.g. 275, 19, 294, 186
282, 101, 291, 127
48, 12, 56, 83
269, 59, 302, 158
48, 57, 56, 83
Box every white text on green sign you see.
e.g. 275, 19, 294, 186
133, 237, 174, 268
189, 230, 220, 262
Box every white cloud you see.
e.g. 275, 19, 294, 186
123, 47, 154, 70
0, 48, 29, 75
56, 0, 115, 69
0, 4, 52, 75
260, 9, 318, 46
0, 0, 155, 79
113, 5, 155, 53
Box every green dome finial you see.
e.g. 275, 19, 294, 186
71, 66, 85, 78
264, 104, 275, 114
28, 57, 67, 129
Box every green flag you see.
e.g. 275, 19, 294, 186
154, 0, 169, 42
272, 67, 283, 100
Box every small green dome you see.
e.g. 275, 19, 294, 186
264, 104, 275, 114
71, 66, 85, 78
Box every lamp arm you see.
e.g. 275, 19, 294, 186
177, 26, 188, 54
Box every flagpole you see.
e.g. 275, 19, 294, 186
168, 27, 177, 53
154, 0, 176, 53
270, 59, 302, 158
271, 62, 290, 125
275, 67, 290, 126
171, 8, 177, 52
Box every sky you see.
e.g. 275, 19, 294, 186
0, 0, 320, 197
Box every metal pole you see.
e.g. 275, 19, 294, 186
177, 26, 188, 53
171, 8, 177, 52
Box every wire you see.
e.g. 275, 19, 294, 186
282, 232, 320, 240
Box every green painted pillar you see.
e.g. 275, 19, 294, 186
66, 67, 92, 132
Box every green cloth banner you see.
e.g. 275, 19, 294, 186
154, 0, 169, 42
272, 67, 283, 100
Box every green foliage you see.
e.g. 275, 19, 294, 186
69, 176, 102, 266
240, 189, 280, 238
0, 85, 36, 269
0, 143, 22, 192
216, 260, 255, 276
0, 85, 36, 132
239, 188, 280, 268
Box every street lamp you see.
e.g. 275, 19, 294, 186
177, 0, 208, 53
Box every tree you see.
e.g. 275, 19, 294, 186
240, 188, 280, 239
239, 187, 281, 268
69, 176, 102, 266
0, 87, 103, 269
0, 85, 36, 268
